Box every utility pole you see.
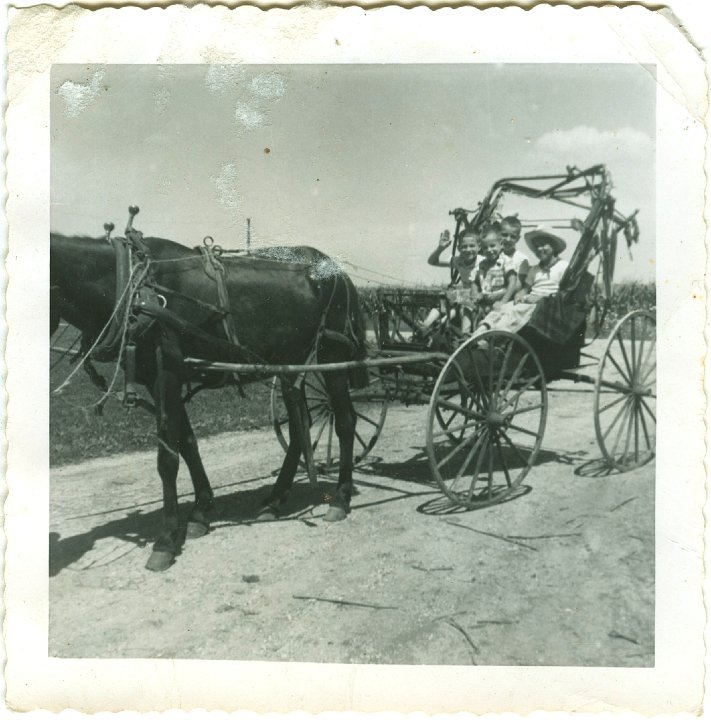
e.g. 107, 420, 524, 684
246, 217, 251, 253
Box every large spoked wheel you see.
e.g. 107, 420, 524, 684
426, 331, 548, 509
594, 310, 656, 471
271, 370, 388, 473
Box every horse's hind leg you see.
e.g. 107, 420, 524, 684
323, 371, 355, 522
258, 378, 304, 520
177, 405, 214, 539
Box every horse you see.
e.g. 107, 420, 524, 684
50, 227, 368, 571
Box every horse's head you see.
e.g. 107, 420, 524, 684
50, 233, 117, 337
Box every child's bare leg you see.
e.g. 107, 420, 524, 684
422, 308, 441, 329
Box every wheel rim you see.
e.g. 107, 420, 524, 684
594, 310, 656, 470
427, 331, 548, 509
271, 370, 388, 472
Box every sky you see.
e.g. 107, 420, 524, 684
51, 64, 656, 284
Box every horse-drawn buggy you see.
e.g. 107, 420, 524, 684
50, 164, 655, 570
270, 164, 655, 507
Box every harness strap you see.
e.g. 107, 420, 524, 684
198, 243, 246, 396
198, 245, 240, 347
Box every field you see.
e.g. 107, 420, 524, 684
50, 282, 655, 466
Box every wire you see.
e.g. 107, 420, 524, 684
340, 260, 409, 285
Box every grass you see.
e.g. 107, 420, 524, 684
50, 327, 273, 466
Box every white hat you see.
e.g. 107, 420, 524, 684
524, 225, 567, 255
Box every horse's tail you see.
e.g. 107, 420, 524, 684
346, 276, 370, 390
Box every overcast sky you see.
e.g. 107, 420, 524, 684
51, 64, 655, 284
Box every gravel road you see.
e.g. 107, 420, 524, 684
50, 366, 654, 666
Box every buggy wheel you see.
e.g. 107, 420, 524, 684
271, 369, 388, 472
426, 331, 548, 509
594, 310, 656, 470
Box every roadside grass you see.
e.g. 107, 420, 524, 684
50, 328, 273, 466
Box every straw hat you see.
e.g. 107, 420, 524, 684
524, 225, 567, 255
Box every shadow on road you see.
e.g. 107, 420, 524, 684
50, 446, 616, 576
49, 473, 342, 576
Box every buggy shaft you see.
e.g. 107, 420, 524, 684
183, 352, 448, 375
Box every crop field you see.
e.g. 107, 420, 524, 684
50, 282, 655, 466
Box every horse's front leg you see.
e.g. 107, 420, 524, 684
323, 371, 355, 522
178, 405, 215, 539
146, 359, 184, 572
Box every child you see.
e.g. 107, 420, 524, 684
421, 228, 479, 333
474, 223, 518, 314
473, 225, 568, 337
499, 216, 531, 292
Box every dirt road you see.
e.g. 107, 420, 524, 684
49, 375, 654, 666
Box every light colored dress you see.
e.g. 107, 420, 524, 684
473, 259, 569, 336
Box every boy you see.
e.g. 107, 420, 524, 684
499, 215, 531, 292
474, 223, 518, 315
421, 227, 479, 333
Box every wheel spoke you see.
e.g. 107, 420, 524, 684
488, 339, 494, 398
639, 337, 656, 377
432, 418, 482, 440
468, 434, 490, 502
495, 339, 515, 396
637, 399, 653, 450
437, 430, 480, 469
498, 428, 531, 468
453, 427, 487, 490
311, 413, 330, 449
598, 393, 628, 414
616, 334, 634, 383
635, 320, 649, 380
354, 427, 368, 451
498, 374, 542, 413
629, 316, 638, 380
486, 432, 495, 500
505, 423, 540, 438
620, 399, 635, 462
464, 348, 488, 408
610, 399, 633, 457
601, 395, 632, 441
506, 402, 545, 417
633, 399, 640, 461
437, 398, 487, 422
494, 435, 513, 487
355, 411, 380, 428
640, 360, 656, 386
606, 351, 632, 385
639, 396, 657, 424
500, 351, 531, 401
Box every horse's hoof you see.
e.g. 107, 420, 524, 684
323, 506, 347, 522
145, 550, 174, 572
186, 520, 209, 539
255, 507, 278, 522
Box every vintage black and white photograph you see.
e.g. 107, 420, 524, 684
5, 4, 707, 713
48, 61, 656, 665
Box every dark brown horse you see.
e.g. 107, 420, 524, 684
50, 230, 367, 570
